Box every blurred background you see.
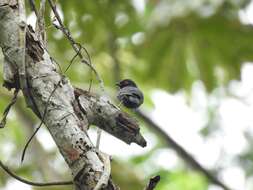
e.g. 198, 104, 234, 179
1, 0, 253, 189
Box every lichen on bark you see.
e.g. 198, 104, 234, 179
0, 1, 146, 190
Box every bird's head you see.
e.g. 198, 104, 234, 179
116, 79, 137, 88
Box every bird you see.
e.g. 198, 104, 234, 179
116, 79, 144, 109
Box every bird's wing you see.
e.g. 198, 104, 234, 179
118, 87, 143, 99
128, 96, 140, 105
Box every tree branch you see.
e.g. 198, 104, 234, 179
47, 0, 105, 92
0, 160, 73, 187
106, 20, 229, 190
0, 89, 19, 128
136, 109, 231, 190
0, 1, 147, 190
47, 0, 105, 150
0, 2, 113, 189
75, 88, 147, 147
144, 175, 160, 190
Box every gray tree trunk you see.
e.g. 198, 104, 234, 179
0, 1, 146, 190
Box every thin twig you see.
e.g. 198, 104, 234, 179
72, 42, 94, 92
21, 31, 87, 163
108, 33, 121, 83
0, 160, 73, 186
47, 0, 105, 92
0, 89, 19, 128
21, 40, 82, 160
28, 0, 38, 16
47, 0, 107, 150
37, 0, 47, 44
21, 79, 63, 163
21, 125, 41, 162
64, 42, 82, 73
144, 175, 160, 190
136, 109, 231, 190
96, 129, 102, 149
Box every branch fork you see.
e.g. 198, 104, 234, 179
0, 1, 147, 189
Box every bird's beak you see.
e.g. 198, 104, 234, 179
116, 82, 120, 87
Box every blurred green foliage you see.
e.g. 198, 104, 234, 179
42, 0, 253, 92
156, 169, 207, 190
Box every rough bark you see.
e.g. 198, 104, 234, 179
0, 1, 146, 190
75, 88, 146, 147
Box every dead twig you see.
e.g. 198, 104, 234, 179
0, 160, 73, 186
0, 89, 19, 128
28, 0, 38, 16
144, 175, 160, 190
21, 78, 63, 163
47, 0, 104, 92
48, 0, 107, 149
36, 0, 47, 44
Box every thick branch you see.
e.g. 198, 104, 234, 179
0, 2, 116, 190
0, 1, 150, 190
75, 88, 147, 147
